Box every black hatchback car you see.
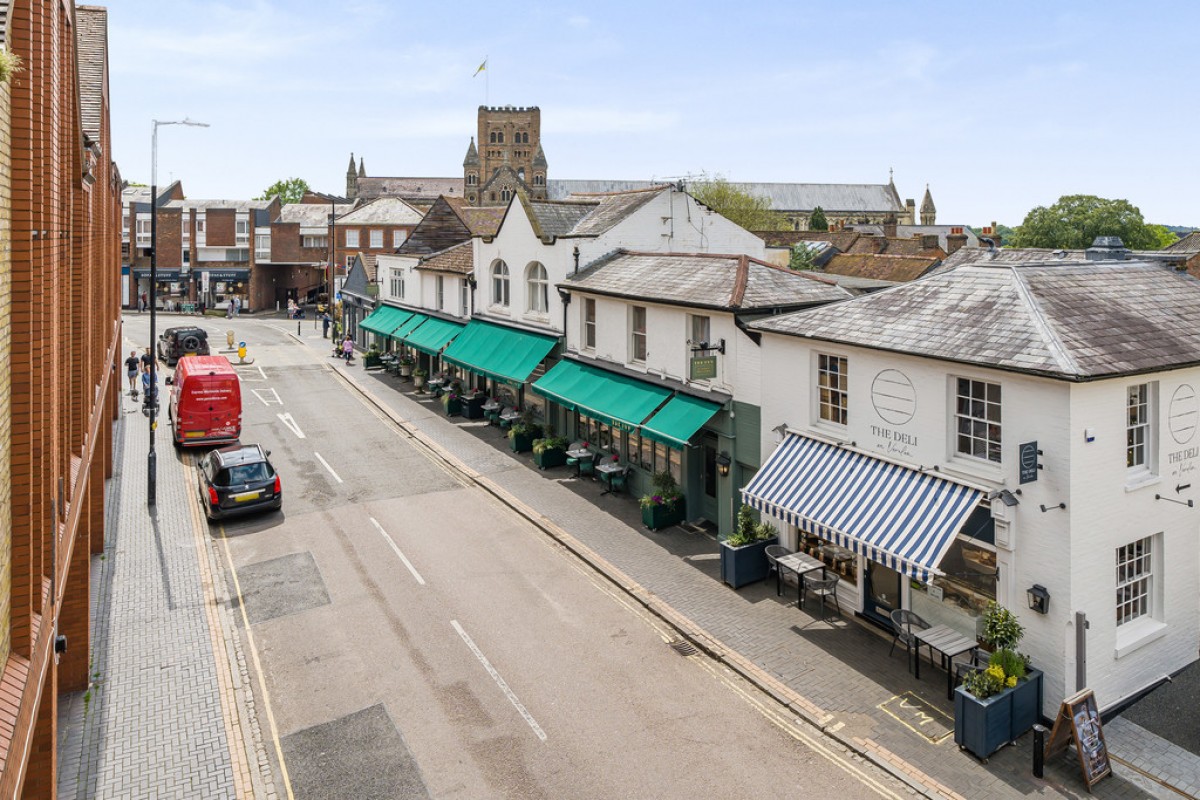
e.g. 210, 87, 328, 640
157, 326, 210, 366
197, 444, 282, 521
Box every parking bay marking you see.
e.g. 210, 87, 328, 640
252, 388, 282, 406
451, 620, 547, 742
369, 517, 425, 585
276, 412, 306, 439
313, 451, 343, 483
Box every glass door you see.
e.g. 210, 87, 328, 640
863, 560, 902, 626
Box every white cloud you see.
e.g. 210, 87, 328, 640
567, 15, 591, 29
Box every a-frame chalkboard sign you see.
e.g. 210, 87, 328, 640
1045, 689, 1111, 791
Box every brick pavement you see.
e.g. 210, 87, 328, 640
57, 387, 277, 799
326, 335, 1190, 800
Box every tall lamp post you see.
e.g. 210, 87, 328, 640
148, 117, 209, 507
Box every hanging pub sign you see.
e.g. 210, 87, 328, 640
1019, 441, 1039, 484
1044, 689, 1111, 791
690, 355, 717, 380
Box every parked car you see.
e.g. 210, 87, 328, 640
166, 356, 242, 448
196, 443, 281, 521
157, 325, 210, 366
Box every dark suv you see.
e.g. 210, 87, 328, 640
197, 444, 282, 521
157, 326, 210, 366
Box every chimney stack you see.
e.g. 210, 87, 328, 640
921, 234, 940, 251
946, 226, 968, 255
990, 220, 1001, 246
883, 214, 898, 238
1085, 236, 1129, 262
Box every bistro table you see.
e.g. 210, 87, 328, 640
426, 376, 446, 393
481, 399, 501, 413
596, 460, 624, 494
499, 409, 521, 425
914, 623, 979, 699
775, 552, 827, 609
565, 447, 595, 478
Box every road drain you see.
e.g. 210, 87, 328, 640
668, 638, 698, 657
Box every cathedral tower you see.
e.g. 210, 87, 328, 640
468, 105, 547, 205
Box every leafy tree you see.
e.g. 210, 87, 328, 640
1010, 195, 1157, 250
808, 206, 828, 232
788, 243, 817, 271
1145, 224, 1179, 250
257, 177, 311, 205
689, 174, 789, 232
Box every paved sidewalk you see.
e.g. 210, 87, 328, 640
318, 332, 1191, 800
57, 389, 277, 798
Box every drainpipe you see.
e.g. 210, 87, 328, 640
573, 245, 580, 274
557, 286, 571, 335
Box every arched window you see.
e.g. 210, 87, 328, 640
489, 132, 497, 144
467, 173, 477, 186
492, 260, 510, 308
497, 131, 504, 144
526, 262, 548, 314
523, 132, 530, 144
517, 167, 526, 181
501, 188, 511, 202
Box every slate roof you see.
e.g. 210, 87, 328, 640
758, 230, 864, 251
456, 204, 505, 237
822, 252, 942, 282
548, 180, 905, 214
163, 198, 273, 212
76, 6, 108, 143
526, 200, 596, 237
1164, 231, 1200, 255
336, 196, 423, 226
753, 260, 1200, 380
568, 188, 666, 237
414, 241, 473, 274
564, 250, 851, 311
356, 177, 466, 201
279, 203, 355, 225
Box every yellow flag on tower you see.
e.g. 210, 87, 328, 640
473, 59, 487, 77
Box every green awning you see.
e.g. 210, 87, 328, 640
442, 321, 558, 385
391, 312, 428, 341
360, 305, 411, 336
641, 394, 723, 449
532, 360, 671, 431
403, 316, 465, 355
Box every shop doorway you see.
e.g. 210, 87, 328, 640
863, 561, 902, 626
701, 435, 719, 522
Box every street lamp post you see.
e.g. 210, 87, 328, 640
148, 117, 209, 507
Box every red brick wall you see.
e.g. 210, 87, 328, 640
270, 221, 301, 263
206, 208, 235, 247
156, 207, 182, 269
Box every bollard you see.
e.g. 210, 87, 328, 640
1032, 724, 1046, 778
226, 330, 235, 348
297, 319, 301, 335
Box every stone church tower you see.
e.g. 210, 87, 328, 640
920, 184, 936, 225
466, 105, 547, 205
346, 153, 358, 199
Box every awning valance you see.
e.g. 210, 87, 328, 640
402, 316, 464, 355
532, 360, 671, 431
741, 434, 984, 582
359, 305, 412, 336
442, 321, 558, 385
640, 394, 723, 449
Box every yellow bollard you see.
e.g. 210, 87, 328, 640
238, 342, 247, 362
226, 330, 235, 348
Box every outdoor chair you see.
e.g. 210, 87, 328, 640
497, 407, 514, 431
608, 466, 629, 495
484, 402, 501, 426
804, 573, 841, 622
952, 647, 992, 691
566, 442, 595, 479
889, 609, 930, 674
764, 544, 791, 596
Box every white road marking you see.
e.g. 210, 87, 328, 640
252, 387, 282, 406
314, 451, 343, 483
369, 517, 425, 585
257, 364, 267, 380
277, 413, 306, 439
451, 620, 547, 742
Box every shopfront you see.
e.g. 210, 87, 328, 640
441, 319, 559, 423
742, 432, 991, 636
193, 268, 251, 312
132, 268, 183, 309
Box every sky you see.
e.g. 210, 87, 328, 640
102, 0, 1200, 228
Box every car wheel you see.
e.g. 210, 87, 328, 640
181, 334, 202, 352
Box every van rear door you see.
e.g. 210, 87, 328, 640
177, 375, 241, 444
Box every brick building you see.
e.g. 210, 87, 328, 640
0, 2, 121, 795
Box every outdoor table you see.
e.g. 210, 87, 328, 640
482, 400, 501, 413
596, 461, 623, 494
499, 409, 520, 423
775, 552, 826, 608
426, 377, 446, 391
566, 448, 595, 478
914, 623, 979, 699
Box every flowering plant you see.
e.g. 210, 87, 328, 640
962, 603, 1030, 699
639, 471, 681, 509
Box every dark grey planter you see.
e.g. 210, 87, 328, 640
642, 498, 685, 531
954, 668, 1043, 760
464, 395, 486, 419
719, 538, 775, 589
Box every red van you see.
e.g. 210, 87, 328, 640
167, 355, 242, 448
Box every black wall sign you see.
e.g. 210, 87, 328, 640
1019, 441, 1039, 484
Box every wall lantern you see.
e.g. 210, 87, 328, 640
1027, 584, 1050, 615
716, 451, 732, 477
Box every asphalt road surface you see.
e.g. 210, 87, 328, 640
125, 313, 907, 800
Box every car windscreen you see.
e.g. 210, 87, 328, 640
214, 462, 270, 486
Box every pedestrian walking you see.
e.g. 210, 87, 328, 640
321, 312, 331, 339
140, 347, 153, 374
233, 296, 241, 316
341, 335, 354, 361
124, 350, 139, 396
139, 292, 147, 313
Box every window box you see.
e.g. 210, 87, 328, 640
954, 669, 1043, 760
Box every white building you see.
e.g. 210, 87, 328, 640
744, 252, 1200, 715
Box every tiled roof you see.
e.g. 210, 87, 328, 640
564, 250, 851, 311
457, 205, 505, 237
356, 177, 465, 200
758, 230, 863, 251
822, 252, 942, 282
1164, 231, 1200, 255
279, 203, 355, 225
568, 188, 666, 237
549, 180, 906, 214
164, 198, 273, 212
336, 197, 423, 226
844, 236, 944, 257
76, 6, 107, 142
415, 241, 473, 275
753, 260, 1200, 379
527, 200, 597, 237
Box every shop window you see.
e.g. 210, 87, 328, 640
583, 298, 596, 350
630, 306, 647, 362
526, 262, 548, 314
492, 260, 510, 308
1127, 383, 1156, 474
1116, 536, 1154, 626
817, 354, 848, 425
794, 531, 859, 587
955, 378, 1001, 463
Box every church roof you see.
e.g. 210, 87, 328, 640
463, 138, 479, 168
547, 180, 906, 214
920, 185, 936, 214
355, 176, 466, 201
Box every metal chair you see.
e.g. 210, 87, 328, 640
952, 647, 992, 691
497, 407, 515, 430
764, 544, 791, 596
608, 466, 629, 495
889, 609, 930, 673
804, 574, 841, 622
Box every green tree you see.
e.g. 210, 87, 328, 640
689, 174, 789, 232
788, 243, 816, 271
1010, 195, 1157, 250
257, 177, 311, 205
1145, 224, 1179, 250
808, 206, 828, 232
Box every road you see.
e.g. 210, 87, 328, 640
128, 312, 907, 800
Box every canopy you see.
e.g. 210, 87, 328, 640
640, 394, 723, 449
532, 360, 671, 431
442, 320, 558, 385
741, 434, 984, 582
359, 305, 412, 337
403, 316, 464, 355
390, 312, 428, 341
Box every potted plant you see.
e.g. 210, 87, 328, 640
640, 471, 685, 530
412, 366, 427, 390
720, 505, 778, 589
508, 411, 543, 453
532, 434, 570, 469
398, 353, 414, 377
954, 602, 1044, 760
364, 344, 384, 370
442, 389, 463, 416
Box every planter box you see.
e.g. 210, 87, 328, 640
363, 353, 385, 371
534, 447, 567, 470
443, 396, 463, 416
642, 498, 685, 531
399, 364, 412, 377
413, 375, 426, 390
509, 431, 538, 453
720, 537, 775, 589
954, 668, 1043, 760
463, 395, 487, 419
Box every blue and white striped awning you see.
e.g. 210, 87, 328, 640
742, 434, 984, 583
